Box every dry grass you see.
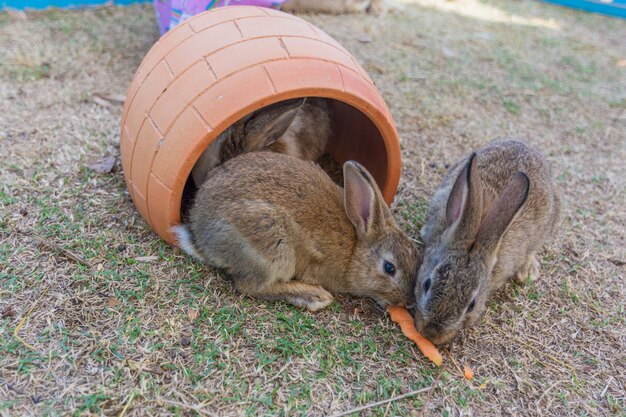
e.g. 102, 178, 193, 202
1, 1, 625, 416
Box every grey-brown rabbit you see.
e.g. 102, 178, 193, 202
175, 152, 420, 311
414, 140, 560, 344
281, 0, 386, 14
191, 98, 331, 187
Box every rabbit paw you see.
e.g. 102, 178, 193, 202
247, 281, 334, 312
299, 288, 334, 312
279, 283, 334, 312
514, 255, 541, 284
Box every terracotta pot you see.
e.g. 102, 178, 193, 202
120, 6, 401, 245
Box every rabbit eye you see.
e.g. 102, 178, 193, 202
423, 278, 432, 294
383, 261, 396, 276
467, 299, 476, 312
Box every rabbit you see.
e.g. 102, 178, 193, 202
191, 97, 331, 187
281, 0, 402, 14
174, 151, 420, 312
413, 140, 560, 344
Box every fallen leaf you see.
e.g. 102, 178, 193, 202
92, 96, 111, 107
135, 255, 158, 262
617, 59, 626, 68
88, 156, 116, 173
6, 383, 24, 395
403, 72, 426, 81
106, 297, 121, 307
126, 359, 141, 371
187, 308, 199, 321
474, 31, 493, 41
1, 305, 16, 318
85, 364, 100, 375
441, 47, 456, 58
364, 62, 385, 75
464, 365, 474, 380
93, 92, 126, 103
36, 237, 92, 267
149, 365, 164, 375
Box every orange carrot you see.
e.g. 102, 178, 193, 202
386, 305, 443, 366
463, 365, 474, 380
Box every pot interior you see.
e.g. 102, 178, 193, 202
180, 98, 388, 221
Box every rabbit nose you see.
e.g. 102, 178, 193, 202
421, 322, 445, 342
422, 324, 458, 345
425, 321, 443, 333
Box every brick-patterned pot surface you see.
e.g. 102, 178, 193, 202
120, 6, 401, 245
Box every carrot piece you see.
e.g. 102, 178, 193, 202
386, 305, 443, 366
464, 365, 474, 380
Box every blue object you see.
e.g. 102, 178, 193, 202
543, 0, 626, 18
2, 0, 147, 10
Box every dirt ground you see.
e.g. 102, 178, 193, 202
1, 0, 625, 416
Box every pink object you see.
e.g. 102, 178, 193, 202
154, 0, 288, 35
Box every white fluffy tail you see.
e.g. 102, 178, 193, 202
171, 225, 202, 260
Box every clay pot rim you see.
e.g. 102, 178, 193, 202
173, 87, 401, 226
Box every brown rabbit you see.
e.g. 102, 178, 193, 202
191, 98, 331, 187
414, 140, 560, 344
281, 0, 405, 14
281, 0, 385, 14
175, 152, 420, 311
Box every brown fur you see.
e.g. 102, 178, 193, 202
177, 152, 420, 311
191, 98, 331, 187
281, 0, 384, 14
414, 140, 560, 344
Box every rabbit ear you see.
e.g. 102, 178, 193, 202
445, 153, 482, 240
243, 98, 306, 151
343, 161, 387, 238
474, 172, 530, 254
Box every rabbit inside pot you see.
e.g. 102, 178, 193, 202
191, 97, 333, 188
